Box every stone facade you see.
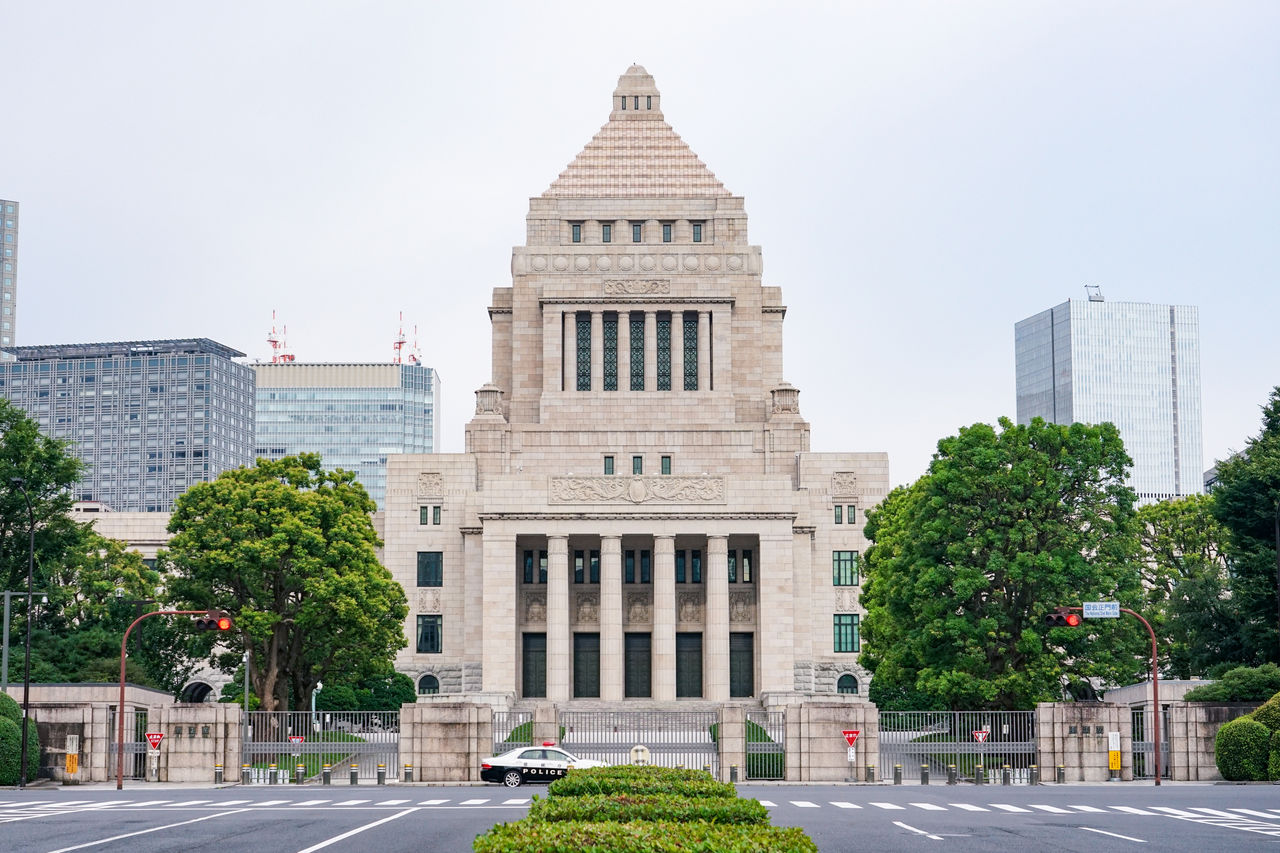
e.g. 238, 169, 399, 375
387, 66, 889, 709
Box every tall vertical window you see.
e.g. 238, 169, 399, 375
574, 550, 585, 584
632, 455, 643, 474
834, 614, 860, 653
603, 313, 618, 391
576, 312, 591, 391
741, 550, 753, 583
640, 550, 652, 584
420, 506, 431, 525
661, 455, 671, 475
571, 223, 581, 243
601, 223, 612, 243
662, 222, 672, 243
847, 504, 857, 522
691, 549, 702, 584
630, 313, 645, 390
676, 551, 686, 583
589, 549, 600, 583
728, 551, 737, 583
433, 506, 441, 525
416, 615, 442, 653
521, 549, 548, 584
683, 312, 698, 390
604, 455, 614, 475
523, 550, 534, 584
730, 632, 753, 697
834, 506, 843, 524
646, 95, 652, 109
656, 313, 672, 390
625, 632, 651, 697
539, 551, 548, 584
573, 633, 600, 697
523, 633, 546, 697
676, 633, 703, 697
692, 222, 703, 242
832, 551, 859, 586
633, 96, 639, 109
632, 222, 643, 243
417, 552, 442, 587
625, 550, 636, 584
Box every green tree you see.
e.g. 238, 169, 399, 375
862, 417, 1146, 710
1211, 387, 1280, 664
1137, 495, 1243, 677
163, 454, 408, 713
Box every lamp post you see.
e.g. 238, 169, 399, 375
10, 477, 35, 789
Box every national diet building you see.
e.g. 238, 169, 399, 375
386, 66, 888, 708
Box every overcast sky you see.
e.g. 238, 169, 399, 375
5, 1, 1277, 486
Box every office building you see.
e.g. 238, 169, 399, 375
0, 339, 255, 511
2, 199, 17, 360
1015, 292, 1203, 503
254, 362, 441, 508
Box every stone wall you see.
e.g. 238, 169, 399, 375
400, 701, 493, 782
1036, 702, 1130, 782
782, 700, 880, 782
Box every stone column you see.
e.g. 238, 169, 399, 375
644, 311, 657, 392
600, 535, 624, 700
653, 535, 676, 700
671, 311, 684, 392
618, 311, 631, 391
590, 311, 603, 392
712, 305, 731, 392
547, 535, 570, 701
481, 533, 518, 694
698, 310, 711, 391
563, 311, 575, 391
757, 533, 795, 693
543, 309, 561, 393
705, 535, 729, 701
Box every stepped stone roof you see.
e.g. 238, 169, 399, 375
543, 65, 731, 199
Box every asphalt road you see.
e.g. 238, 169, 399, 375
2, 782, 1279, 852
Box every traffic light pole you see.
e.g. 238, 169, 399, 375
116, 610, 207, 790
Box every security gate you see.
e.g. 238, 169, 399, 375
107, 708, 149, 780
879, 711, 1036, 783
1131, 706, 1170, 779
559, 710, 719, 776
243, 710, 398, 782
492, 710, 534, 754
744, 710, 785, 780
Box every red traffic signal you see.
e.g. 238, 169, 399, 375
194, 609, 233, 631
1045, 609, 1081, 628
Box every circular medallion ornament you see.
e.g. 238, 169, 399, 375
627, 478, 647, 503
705, 255, 720, 271
597, 255, 611, 271
619, 256, 635, 271
575, 256, 590, 271
683, 255, 698, 271
531, 256, 547, 271
662, 255, 677, 271
727, 255, 743, 271
554, 256, 569, 271
640, 255, 656, 271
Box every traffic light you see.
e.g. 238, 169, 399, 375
1044, 608, 1081, 628
194, 609, 233, 631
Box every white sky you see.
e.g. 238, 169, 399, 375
5, 1, 1277, 486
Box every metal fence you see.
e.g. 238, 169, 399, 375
559, 710, 719, 775
242, 710, 398, 783
1131, 706, 1171, 780
879, 711, 1036, 783
492, 710, 534, 755
107, 708, 149, 780
744, 710, 785, 780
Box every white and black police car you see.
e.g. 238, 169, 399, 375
480, 743, 607, 787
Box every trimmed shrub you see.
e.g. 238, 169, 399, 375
1250, 692, 1280, 732
527, 793, 769, 825
0, 692, 20, 725
1184, 664, 1280, 702
473, 820, 817, 853
1270, 729, 1280, 782
0, 717, 19, 785
548, 766, 735, 799
1215, 716, 1271, 781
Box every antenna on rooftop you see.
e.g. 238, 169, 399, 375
1085, 284, 1104, 302
392, 312, 407, 364
409, 324, 422, 365
266, 310, 296, 363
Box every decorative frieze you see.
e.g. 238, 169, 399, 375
603, 279, 670, 295
524, 592, 546, 623
575, 592, 600, 624
834, 589, 859, 612
625, 592, 651, 624
416, 472, 444, 497
416, 590, 442, 612
729, 591, 754, 624
549, 475, 725, 505
677, 591, 703, 623
831, 472, 858, 496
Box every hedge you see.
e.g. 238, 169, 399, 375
1215, 716, 1271, 781
1184, 664, 1280, 702
1250, 692, 1280, 733
0, 716, 40, 786
1269, 729, 1280, 782
0, 692, 20, 725
548, 768, 735, 799
526, 793, 769, 825
474, 820, 817, 853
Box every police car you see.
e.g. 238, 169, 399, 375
480, 743, 608, 787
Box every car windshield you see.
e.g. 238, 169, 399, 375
546, 749, 574, 763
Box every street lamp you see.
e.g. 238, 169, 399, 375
9, 477, 35, 789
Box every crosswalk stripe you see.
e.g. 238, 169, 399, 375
166, 801, 209, 807
758, 800, 776, 807
1151, 806, 1200, 817
790, 801, 819, 808
1111, 806, 1157, 815
124, 801, 171, 807
910, 803, 947, 811
418, 799, 449, 806
829, 802, 862, 809
36, 801, 92, 808
254, 800, 291, 807
1029, 805, 1072, 814
460, 799, 490, 805
502, 798, 530, 805
295, 800, 331, 806
376, 799, 409, 806
1069, 805, 1107, 813
869, 802, 905, 810
334, 800, 369, 806
949, 803, 988, 812
1230, 808, 1280, 820
216, 800, 251, 806
991, 804, 1031, 813
1188, 807, 1240, 818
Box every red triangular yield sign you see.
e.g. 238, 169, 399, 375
972, 730, 989, 743
144, 731, 164, 749
843, 729, 860, 746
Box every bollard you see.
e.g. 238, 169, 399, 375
974, 764, 984, 785
350, 763, 359, 785
377, 763, 387, 785
1002, 765, 1011, 786
703, 764, 711, 775
730, 764, 738, 783
214, 764, 224, 785
322, 764, 332, 785
296, 764, 305, 785
947, 765, 957, 785
893, 764, 902, 785
404, 764, 413, 783
241, 763, 251, 785
920, 764, 929, 785
865, 764, 876, 783
1029, 764, 1039, 786
269, 764, 278, 785
1056, 765, 1065, 784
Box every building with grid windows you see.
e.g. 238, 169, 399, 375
0, 338, 255, 511
1, 199, 18, 360
254, 362, 441, 509
384, 66, 888, 706
1015, 293, 1203, 504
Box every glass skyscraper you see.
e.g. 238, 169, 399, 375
1015, 296, 1202, 504
0, 338, 255, 511
254, 362, 440, 508
1, 199, 18, 360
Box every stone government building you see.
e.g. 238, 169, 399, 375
386, 66, 888, 707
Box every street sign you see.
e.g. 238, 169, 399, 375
1083, 601, 1120, 619
144, 732, 164, 750
972, 730, 989, 743
288, 736, 306, 744
842, 730, 860, 746
847, 747, 857, 762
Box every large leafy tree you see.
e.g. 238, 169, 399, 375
163, 454, 408, 713
1211, 387, 1280, 665
1136, 494, 1243, 677
863, 417, 1146, 710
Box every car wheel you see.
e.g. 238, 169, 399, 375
503, 770, 522, 788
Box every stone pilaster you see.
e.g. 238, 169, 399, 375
600, 535, 623, 700
644, 310, 657, 391
712, 304, 730, 392
590, 311, 603, 392
481, 533, 518, 693
653, 534, 676, 700
698, 310, 711, 391
758, 533, 795, 693
547, 535, 570, 700
706, 535, 729, 701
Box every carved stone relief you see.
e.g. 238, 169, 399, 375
834, 589, 859, 612
677, 592, 703, 623
524, 592, 546, 623
603, 279, 671, 295
416, 472, 444, 497
831, 472, 858, 496
416, 590, 442, 612
625, 592, 651, 624
576, 592, 599, 624
729, 592, 754, 624
549, 476, 725, 504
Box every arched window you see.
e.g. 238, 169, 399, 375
837, 674, 858, 695
418, 674, 440, 695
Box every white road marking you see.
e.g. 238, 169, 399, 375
1230, 808, 1280, 820
870, 802, 905, 810
1069, 805, 1108, 813
1110, 806, 1157, 816
1150, 806, 1200, 817
459, 798, 490, 805
333, 799, 369, 806
911, 803, 947, 811
790, 801, 819, 808
46, 808, 251, 853
165, 800, 209, 807
758, 800, 776, 807
295, 800, 331, 806
1029, 804, 1072, 814
1081, 827, 1146, 843
501, 798, 530, 805
294, 807, 418, 853
830, 802, 862, 809
991, 804, 1031, 813
216, 800, 252, 806
418, 799, 449, 805
1189, 807, 1241, 818
35, 801, 93, 808
253, 800, 293, 807
893, 821, 943, 841
949, 803, 989, 812
120, 800, 170, 807
375, 799, 409, 805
